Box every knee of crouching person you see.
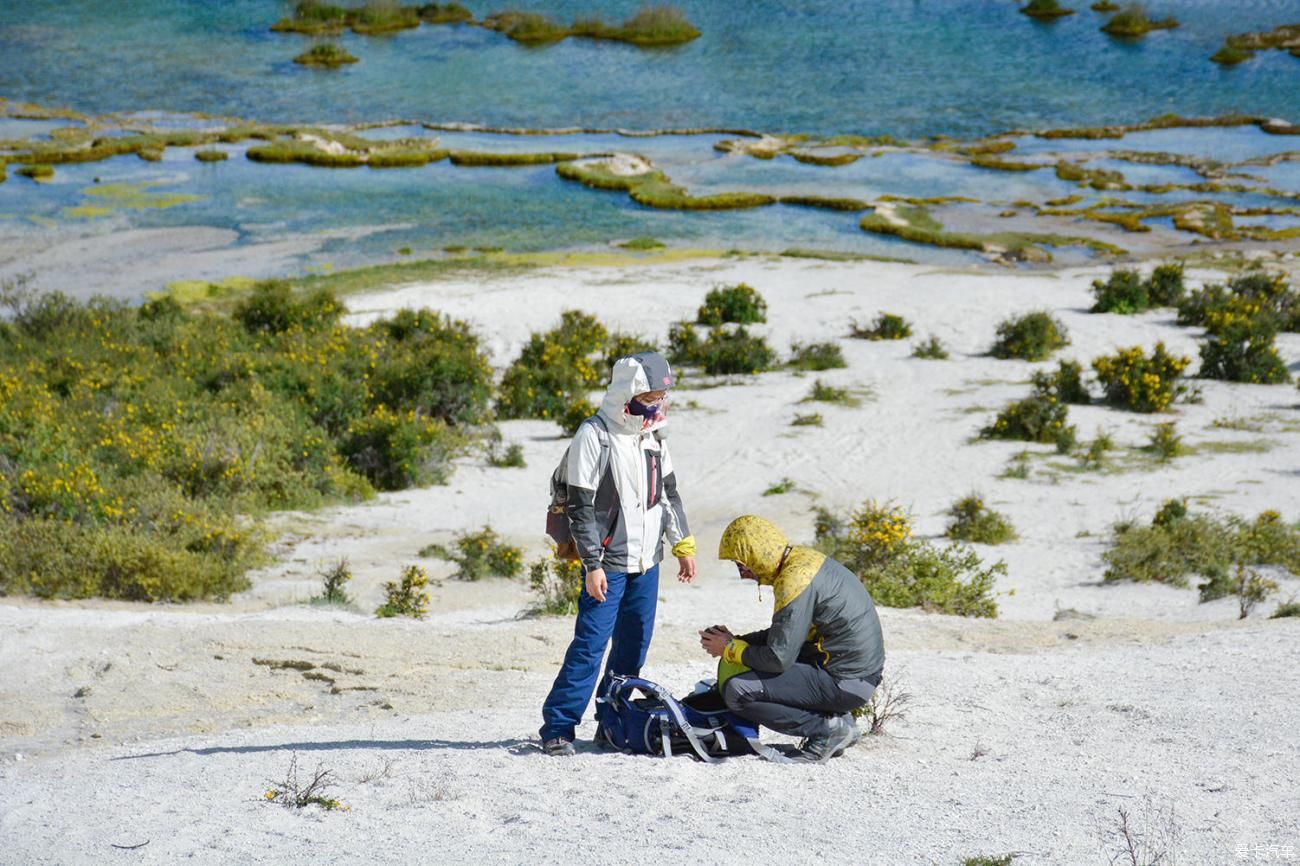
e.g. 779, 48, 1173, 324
722, 675, 754, 713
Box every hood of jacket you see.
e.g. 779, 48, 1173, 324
717, 515, 790, 585
598, 351, 674, 436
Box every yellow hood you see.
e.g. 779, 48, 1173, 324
717, 515, 790, 585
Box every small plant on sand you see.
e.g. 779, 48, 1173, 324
850, 313, 912, 341
911, 335, 949, 359
963, 857, 1017, 866
851, 672, 912, 735
484, 429, 526, 468
990, 311, 1069, 361
317, 558, 353, 605
1100, 4, 1179, 38
816, 501, 1004, 617
1101, 798, 1180, 866
696, 283, 767, 325
1021, 0, 1074, 19
1144, 421, 1183, 461
763, 477, 797, 496
1000, 451, 1033, 479
1033, 359, 1091, 404
980, 379, 1076, 450
945, 495, 1017, 545
1272, 598, 1300, 619
791, 412, 824, 427
1078, 428, 1115, 470
293, 42, 359, 67
265, 753, 345, 811
375, 564, 430, 618
1092, 343, 1190, 412
525, 556, 584, 616
802, 378, 863, 407
788, 341, 847, 371
429, 526, 523, 581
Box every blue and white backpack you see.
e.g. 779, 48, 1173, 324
594, 675, 766, 762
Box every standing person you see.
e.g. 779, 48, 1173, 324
699, 514, 885, 763
540, 351, 696, 756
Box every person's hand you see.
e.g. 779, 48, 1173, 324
585, 568, 608, 603
698, 625, 733, 657
676, 555, 696, 583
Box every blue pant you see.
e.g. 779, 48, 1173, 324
539, 565, 660, 742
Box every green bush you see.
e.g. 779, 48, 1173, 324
1078, 428, 1114, 469
851, 313, 912, 341
1145, 421, 1184, 461
1032, 359, 1090, 404
1092, 343, 1190, 412
369, 309, 494, 425
1177, 271, 1299, 331
1103, 507, 1299, 602
990, 311, 1069, 361
980, 388, 1075, 448
496, 310, 608, 420
484, 429, 526, 468
1091, 269, 1149, 314
803, 379, 862, 407
603, 332, 658, 374
667, 323, 775, 375
697, 283, 767, 325
316, 558, 353, 604
1146, 263, 1186, 306
788, 341, 847, 371
945, 495, 1017, 545
911, 336, 949, 359
525, 556, 584, 616
1271, 599, 1300, 619
558, 398, 599, 436
1198, 301, 1291, 385
431, 526, 524, 581
815, 501, 1003, 617
340, 406, 450, 490
234, 280, 343, 335
375, 564, 430, 618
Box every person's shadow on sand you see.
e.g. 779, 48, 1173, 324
115, 737, 542, 760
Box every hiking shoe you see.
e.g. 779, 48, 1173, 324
543, 737, 575, 757
832, 714, 861, 758
791, 714, 856, 764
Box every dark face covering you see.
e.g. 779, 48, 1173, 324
627, 396, 664, 422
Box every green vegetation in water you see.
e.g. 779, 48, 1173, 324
293, 42, 360, 67
194, 149, 229, 162
484, 5, 700, 47
814, 500, 1004, 618
859, 204, 1125, 260
556, 159, 775, 211
16, 164, 54, 181
1211, 23, 1300, 65
778, 195, 871, 212
1020, 0, 1075, 20
0, 278, 500, 602
272, 0, 422, 37
1090, 0, 1119, 10
1100, 5, 1180, 38
65, 181, 203, 219
618, 237, 666, 250
969, 155, 1046, 172
246, 136, 447, 168
448, 150, 580, 167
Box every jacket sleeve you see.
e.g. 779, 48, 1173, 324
659, 439, 690, 546
739, 588, 816, 674
565, 422, 606, 573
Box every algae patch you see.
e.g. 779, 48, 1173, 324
64, 181, 203, 219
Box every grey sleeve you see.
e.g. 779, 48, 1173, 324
564, 424, 606, 573
741, 589, 816, 674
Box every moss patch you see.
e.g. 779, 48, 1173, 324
63, 181, 202, 219
1212, 23, 1300, 65
1100, 7, 1179, 38
860, 203, 1125, 259
448, 150, 581, 167
293, 43, 360, 67
556, 159, 776, 210
778, 195, 871, 212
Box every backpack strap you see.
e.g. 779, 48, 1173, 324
619, 676, 720, 764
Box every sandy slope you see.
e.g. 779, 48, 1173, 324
2, 256, 1299, 865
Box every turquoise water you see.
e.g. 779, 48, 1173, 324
1, 1, 1297, 138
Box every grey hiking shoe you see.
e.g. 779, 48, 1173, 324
543, 737, 575, 757
832, 714, 861, 758
791, 714, 857, 764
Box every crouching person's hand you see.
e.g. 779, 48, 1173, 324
585, 567, 608, 603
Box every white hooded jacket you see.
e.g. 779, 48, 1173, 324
564, 353, 690, 574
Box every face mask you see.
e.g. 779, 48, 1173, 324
627, 397, 663, 419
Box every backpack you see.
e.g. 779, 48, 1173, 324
546, 415, 610, 561
594, 675, 759, 762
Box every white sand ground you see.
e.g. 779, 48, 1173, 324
2, 256, 1299, 865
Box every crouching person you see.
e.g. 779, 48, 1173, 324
700, 514, 885, 763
